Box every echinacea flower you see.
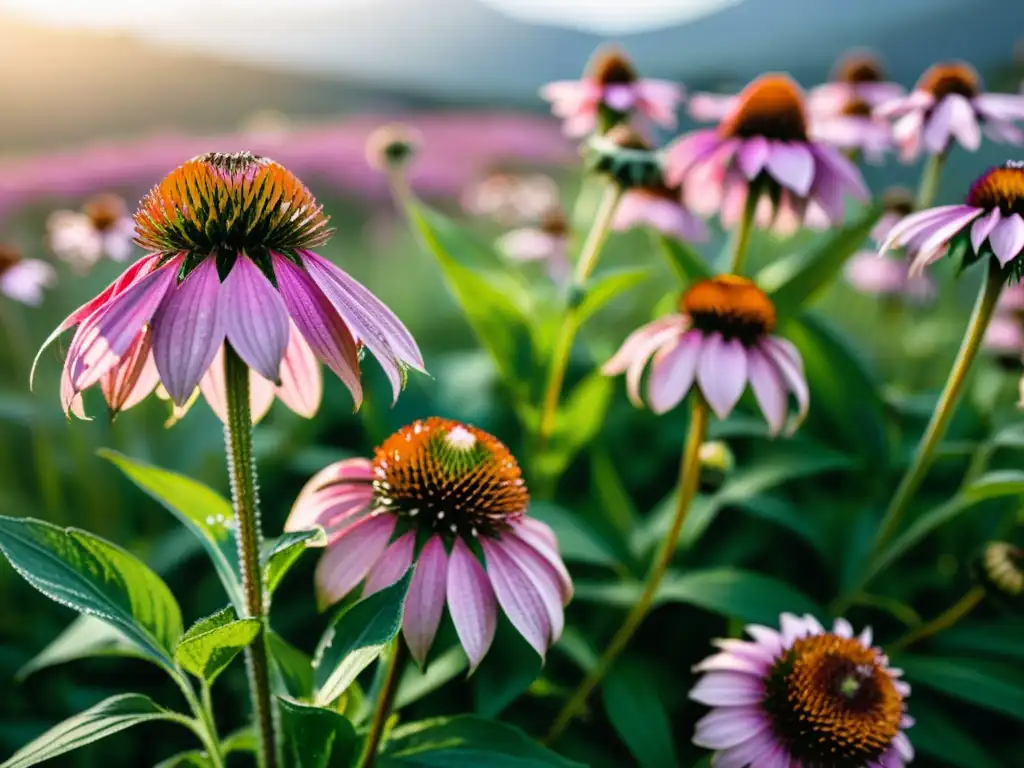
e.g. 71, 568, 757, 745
845, 188, 936, 303
666, 74, 869, 233
0, 245, 56, 307
612, 183, 708, 243
691, 613, 914, 768
47, 193, 136, 272
810, 98, 894, 164
496, 207, 570, 283
461, 170, 561, 226
541, 46, 682, 138
982, 313, 1023, 367
286, 417, 572, 670
602, 275, 808, 435
877, 61, 1024, 161
807, 51, 905, 119
36, 151, 424, 419
882, 161, 1024, 277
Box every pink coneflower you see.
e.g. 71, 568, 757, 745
666, 74, 869, 232
35, 151, 423, 419
612, 183, 708, 243
691, 613, 914, 768
807, 51, 905, 119
810, 98, 894, 164
882, 162, 1024, 277
877, 62, 1024, 161
845, 189, 936, 302
496, 207, 570, 283
47, 193, 136, 273
0, 245, 56, 307
541, 46, 682, 138
461, 170, 561, 226
286, 417, 572, 670
602, 275, 808, 435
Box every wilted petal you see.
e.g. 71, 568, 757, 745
403, 535, 448, 666
447, 538, 497, 673
221, 254, 290, 383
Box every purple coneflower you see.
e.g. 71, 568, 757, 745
876, 62, 1024, 161
666, 74, 869, 233
541, 46, 682, 138
691, 613, 914, 768
0, 245, 56, 307
602, 275, 808, 435
461, 170, 561, 226
286, 417, 572, 670
612, 183, 708, 243
47, 193, 136, 272
36, 151, 423, 419
496, 207, 571, 283
807, 51, 905, 119
881, 161, 1024, 277
845, 189, 936, 303
810, 98, 894, 165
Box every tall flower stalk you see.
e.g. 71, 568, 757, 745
358, 640, 406, 768
224, 345, 278, 768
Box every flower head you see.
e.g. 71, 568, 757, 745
461, 170, 560, 226
602, 275, 808, 434
0, 244, 56, 307
881, 161, 1024, 278
877, 61, 1024, 161
541, 46, 682, 138
808, 50, 905, 119
496, 206, 570, 283
47, 193, 136, 273
583, 124, 663, 189
666, 74, 869, 233
612, 183, 708, 243
691, 613, 914, 768
37, 152, 423, 420
286, 417, 572, 670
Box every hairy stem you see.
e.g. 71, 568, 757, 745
224, 346, 278, 768
545, 397, 709, 743
358, 640, 406, 768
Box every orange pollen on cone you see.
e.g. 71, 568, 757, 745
681, 275, 777, 340
133, 151, 331, 254
719, 74, 809, 142
834, 54, 885, 84
588, 46, 637, 85
917, 62, 980, 100
966, 163, 1024, 216
83, 193, 127, 232
763, 633, 903, 766
370, 417, 528, 539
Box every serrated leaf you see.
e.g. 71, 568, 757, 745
655, 233, 713, 286
263, 527, 327, 597
0, 517, 182, 670
759, 203, 883, 318
174, 606, 260, 683
314, 571, 412, 706
17, 615, 144, 681
100, 450, 242, 611
380, 716, 585, 767
279, 697, 357, 768
1, 694, 181, 768
603, 660, 677, 768
575, 568, 821, 624
574, 268, 650, 326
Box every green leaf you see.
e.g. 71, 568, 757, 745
394, 645, 468, 711
602, 660, 677, 768
153, 752, 213, 768
574, 268, 650, 326
759, 203, 883, 319
263, 527, 328, 597
575, 568, 821, 624
17, 615, 144, 681
894, 655, 1024, 720
529, 502, 620, 568
269, 630, 315, 699
100, 450, 243, 611
535, 371, 614, 479
174, 606, 260, 683
931, 618, 1024, 661
655, 233, 713, 286
961, 469, 1024, 501
406, 203, 536, 395
0, 694, 181, 768
314, 571, 413, 706
907, 699, 999, 768
0, 517, 182, 670
279, 697, 357, 768
379, 716, 585, 767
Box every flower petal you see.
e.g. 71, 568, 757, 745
765, 141, 814, 196
221, 255, 290, 383
737, 137, 770, 179
747, 346, 788, 436
275, 326, 323, 418
988, 214, 1024, 266
495, 535, 565, 643
510, 518, 572, 603
693, 708, 768, 750
447, 538, 497, 673
648, 329, 703, 414
971, 208, 1002, 253
696, 333, 748, 420
403, 535, 448, 666
100, 328, 158, 415
763, 338, 809, 434
690, 672, 765, 706
363, 532, 415, 597
314, 514, 396, 607
481, 537, 551, 660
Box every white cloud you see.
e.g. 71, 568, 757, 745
475, 0, 742, 34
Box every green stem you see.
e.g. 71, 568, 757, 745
915, 152, 948, 211
173, 674, 224, 768
223, 346, 278, 768
726, 188, 759, 275
358, 639, 406, 768
545, 397, 709, 744
536, 184, 623, 449
858, 260, 1004, 598
888, 587, 985, 653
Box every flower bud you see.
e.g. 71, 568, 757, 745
583, 124, 662, 189
698, 440, 735, 493
972, 541, 1024, 610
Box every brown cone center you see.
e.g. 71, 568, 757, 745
966, 163, 1024, 217
681, 275, 776, 344
719, 75, 809, 142
588, 47, 637, 85
917, 62, 980, 100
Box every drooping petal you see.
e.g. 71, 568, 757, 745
152, 258, 226, 405
736, 136, 770, 179
765, 141, 814, 196
220, 254, 290, 383
481, 537, 551, 660
447, 538, 497, 673
971, 208, 1002, 253
275, 326, 323, 418
647, 329, 703, 414
494, 535, 565, 643
363, 532, 415, 597
696, 333, 748, 420
272, 252, 362, 406
880, 205, 977, 253
286, 474, 374, 535
910, 207, 987, 268
988, 214, 1024, 266
510, 518, 573, 603
664, 130, 723, 185
99, 328, 158, 415
314, 514, 396, 607
922, 95, 958, 153
601, 315, 685, 375
763, 337, 809, 433
746, 346, 788, 436
403, 535, 449, 666
811, 143, 870, 201
945, 94, 981, 151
